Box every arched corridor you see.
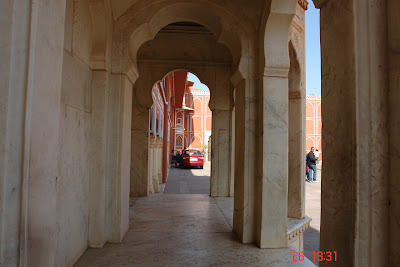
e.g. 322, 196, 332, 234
2, 0, 399, 266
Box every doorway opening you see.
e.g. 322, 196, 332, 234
162, 72, 212, 195
302, 2, 322, 265
146, 70, 214, 195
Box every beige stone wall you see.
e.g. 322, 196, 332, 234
11, 1, 131, 265
55, 1, 95, 263
25, 1, 66, 266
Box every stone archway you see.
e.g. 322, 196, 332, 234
111, 2, 249, 86
129, 22, 235, 197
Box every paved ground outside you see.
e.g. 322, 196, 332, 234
164, 162, 211, 194
303, 163, 322, 266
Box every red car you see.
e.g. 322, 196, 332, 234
180, 149, 204, 169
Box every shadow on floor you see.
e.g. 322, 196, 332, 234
164, 165, 210, 194
303, 226, 320, 266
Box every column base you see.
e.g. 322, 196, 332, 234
287, 216, 312, 251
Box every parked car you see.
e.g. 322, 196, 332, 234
180, 149, 204, 169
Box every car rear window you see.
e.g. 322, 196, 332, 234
183, 150, 202, 155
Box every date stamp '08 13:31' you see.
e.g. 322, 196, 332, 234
292, 251, 338, 262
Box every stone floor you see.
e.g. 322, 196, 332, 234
75, 162, 315, 266
163, 162, 323, 265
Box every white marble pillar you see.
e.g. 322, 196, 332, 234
105, 74, 132, 242
88, 71, 108, 247
256, 0, 297, 249
288, 43, 306, 219
257, 72, 289, 248
288, 93, 305, 219
232, 78, 258, 243
209, 66, 234, 197
230, 106, 236, 196
130, 88, 151, 196
25, 2, 66, 266
0, 1, 34, 264
210, 109, 232, 197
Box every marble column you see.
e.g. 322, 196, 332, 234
25, 1, 66, 266
210, 109, 232, 197
88, 71, 108, 247
257, 71, 289, 248
209, 66, 234, 197
288, 43, 306, 219
130, 86, 151, 196
318, 0, 390, 266
230, 106, 236, 197
232, 78, 258, 243
0, 1, 34, 264
105, 74, 132, 242
318, 2, 357, 265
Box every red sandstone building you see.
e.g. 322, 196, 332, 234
151, 71, 323, 190
173, 85, 212, 154
306, 95, 322, 159
148, 71, 212, 189
149, 71, 187, 188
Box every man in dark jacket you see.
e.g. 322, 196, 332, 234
307, 147, 318, 182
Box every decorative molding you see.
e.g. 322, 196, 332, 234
298, 0, 309, 11
287, 216, 312, 240
263, 67, 289, 78
189, 89, 210, 95
126, 65, 139, 84
306, 95, 321, 100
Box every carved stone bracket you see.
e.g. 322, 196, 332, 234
287, 216, 312, 240
298, 0, 309, 10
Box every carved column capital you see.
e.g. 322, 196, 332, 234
298, 0, 309, 10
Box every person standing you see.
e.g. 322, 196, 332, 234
307, 147, 318, 182
306, 153, 311, 182
176, 151, 182, 167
